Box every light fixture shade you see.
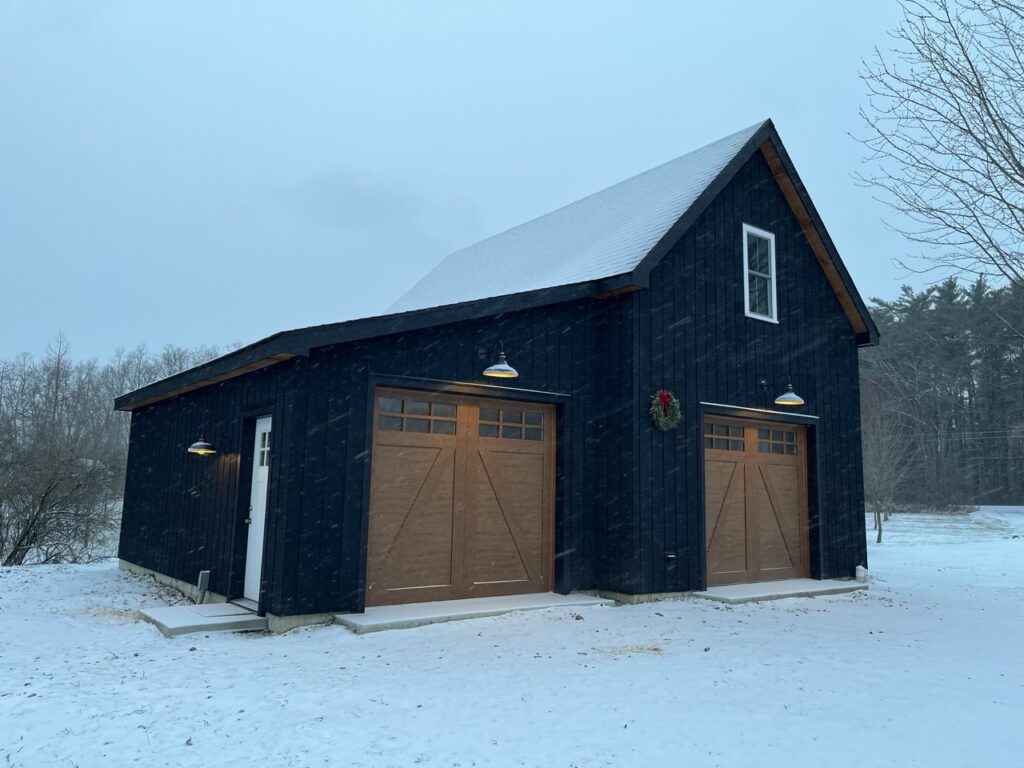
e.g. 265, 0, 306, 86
188, 437, 217, 456
774, 384, 805, 407
483, 351, 519, 378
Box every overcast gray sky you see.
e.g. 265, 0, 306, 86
1, 1, 916, 359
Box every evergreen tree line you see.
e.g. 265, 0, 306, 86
861, 279, 1024, 512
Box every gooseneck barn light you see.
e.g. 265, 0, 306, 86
773, 381, 805, 407
482, 341, 519, 379
760, 377, 806, 407
187, 429, 217, 456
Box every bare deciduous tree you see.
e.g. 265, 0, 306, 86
861, 383, 919, 542
0, 337, 229, 566
859, 0, 1024, 287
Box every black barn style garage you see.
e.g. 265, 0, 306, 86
116, 119, 878, 624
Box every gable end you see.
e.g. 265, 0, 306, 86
631, 122, 878, 347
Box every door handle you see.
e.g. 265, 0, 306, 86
244, 517, 252, 525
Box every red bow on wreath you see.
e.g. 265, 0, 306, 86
658, 389, 673, 417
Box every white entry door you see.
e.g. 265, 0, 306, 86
244, 416, 272, 602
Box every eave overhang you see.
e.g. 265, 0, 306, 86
114, 280, 610, 411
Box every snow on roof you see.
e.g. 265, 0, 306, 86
389, 121, 766, 313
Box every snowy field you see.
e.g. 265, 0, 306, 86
2, 508, 1022, 768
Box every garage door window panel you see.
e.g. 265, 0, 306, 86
703, 421, 745, 451
758, 427, 798, 455
377, 395, 458, 434
480, 407, 545, 441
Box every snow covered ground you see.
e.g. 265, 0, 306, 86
2, 507, 1021, 768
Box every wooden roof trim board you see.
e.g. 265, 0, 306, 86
121, 353, 297, 410
758, 140, 872, 342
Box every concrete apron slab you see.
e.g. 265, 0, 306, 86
694, 578, 867, 605
336, 592, 615, 634
139, 602, 267, 637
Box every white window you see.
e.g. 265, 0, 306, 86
258, 429, 271, 467
743, 223, 777, 322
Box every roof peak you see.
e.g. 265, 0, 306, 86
441, 120, 769, 257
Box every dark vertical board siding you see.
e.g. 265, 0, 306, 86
117, 365, 291, 602
635, 151, 867, 593
117, 292, 638, 614
118, 151, 866, 613
850, 349, 868, 568
301, 352, 330, 612
267, 358, 311, 615
611, 294, 635, 594
687, 223, 704, 590
646, 267, 663, 593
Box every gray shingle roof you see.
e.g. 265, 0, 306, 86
390, 121, 766, 313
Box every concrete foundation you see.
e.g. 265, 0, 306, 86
119, 559, 228, 605
597, 590, 690, 605
266, 612, 336, 633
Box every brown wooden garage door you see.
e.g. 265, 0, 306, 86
704, 416, 809, 586
366, 388, 555, 607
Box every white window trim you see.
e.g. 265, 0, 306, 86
742, 223, 778, 323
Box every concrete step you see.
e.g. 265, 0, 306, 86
139, 602, 267, 637
336, 592, 615, 634
694, 578, 867, 605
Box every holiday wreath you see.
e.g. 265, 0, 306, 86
649, 389, 682, 431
